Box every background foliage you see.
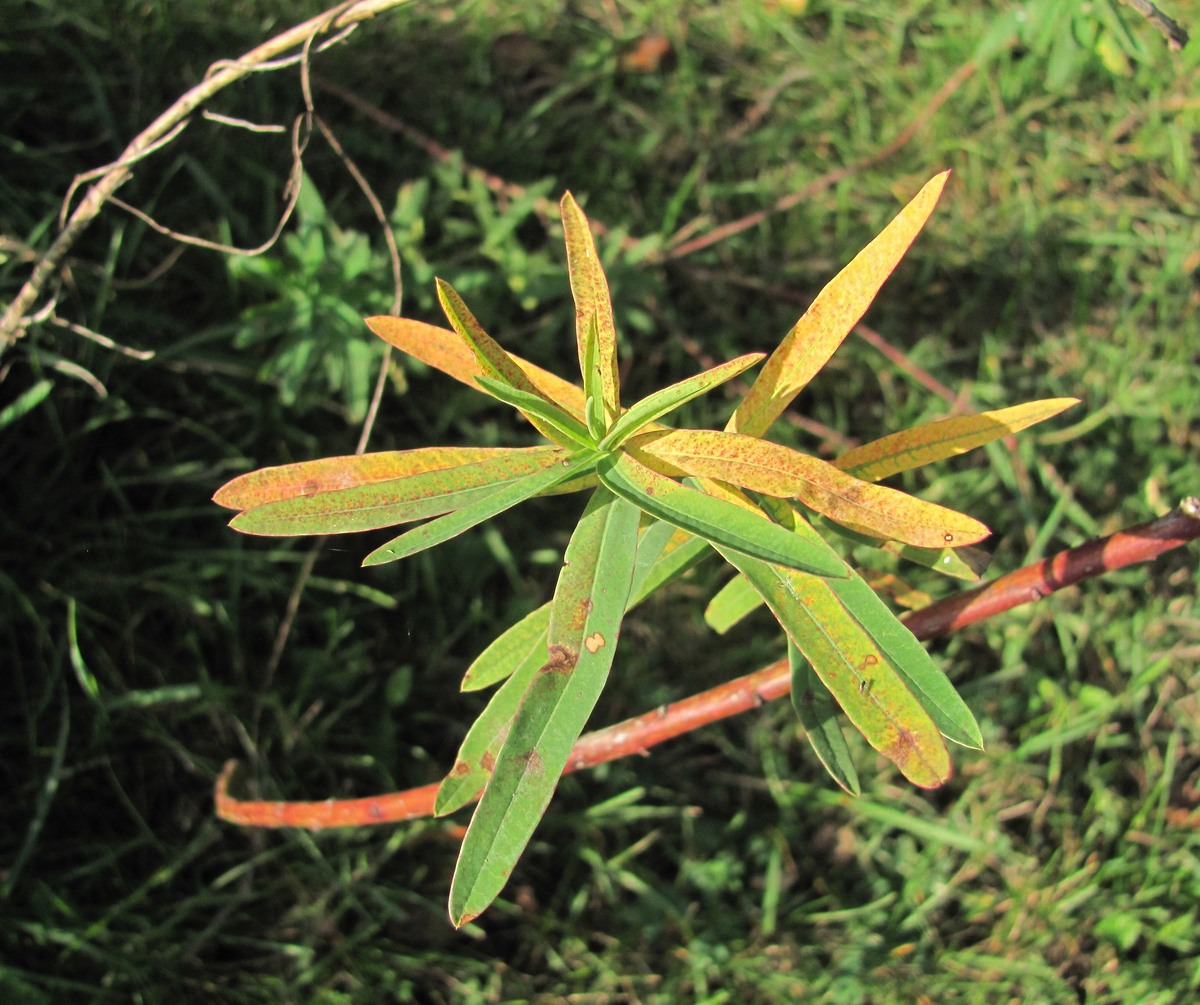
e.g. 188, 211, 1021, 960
2, 0, 1198, 1000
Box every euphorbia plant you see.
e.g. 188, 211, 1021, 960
215, 171, 1077, 925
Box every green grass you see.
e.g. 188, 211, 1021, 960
3, 0, 1200, 1000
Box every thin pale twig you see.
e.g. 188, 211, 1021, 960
1, 0, 414, 353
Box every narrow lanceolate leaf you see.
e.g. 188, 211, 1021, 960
728, 171, 950, 438
718, 548, 951, 788
561, 192, 620, 427
765, 501, 982, 750
365, 316, 587, 417
790, 640, 861, 796
598, 352, 767, 451
459, 518, 680, 693
704, 573, 763, 635
437, 279, 574, 445
214, 446, 516, 511
596, 450, 847, 579
812, 514, 990, 583
229, 447, 569, 537
449, 488, 641, 927
475, 377, 594, 448
582, 314, 609, 441
436, 640, 546, 815
835, 398, 1081, 482
362, 452, 596, 566
629, 428, 989, 549
461, 604, 552, 692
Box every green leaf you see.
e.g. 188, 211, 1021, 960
475, 376, 594, 448
362, 451, 597, 566
436, 641, 547, 815
770, 502, 983, 750
718, 548, 951, 788
582, 313, 608, 440
789, 640, 861, 796
436, 278, 577, 445
229, 447, 570, 536
459, 518, 684, 693
597, 451, 847, 579
704, 573, 763, 635
443, 521, 677, 812
461, 605, 552, 693
449, 488, 641, 926
597, 352, 766, 451
561, 192, 620, 428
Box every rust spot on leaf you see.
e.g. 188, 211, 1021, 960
522, 748, 544, 775
584, 632, 605, 653
541, 644, 578, 674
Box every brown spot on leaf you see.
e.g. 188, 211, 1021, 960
856, 654, 879, 672
540, 644, 577, 674
522, 748, 544, 775
450, 760, 471, 777
584, 632, 605, 653
481, 750, 496, 772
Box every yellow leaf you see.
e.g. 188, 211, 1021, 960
836, 398, 1080, 482
214, 446, 526, 511
728, 171, 950, 438
365, 317, 586, 417
628, 428, 989, 549
561, 193, 621, 426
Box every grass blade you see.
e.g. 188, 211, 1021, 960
448, 488, 641, 926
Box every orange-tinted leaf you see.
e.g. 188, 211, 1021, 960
365, 316, 586, 416
229, 447, 570, 537
214, 446, 511, 511
561, 193, 620, 426
728, 172, 950, 438
835, 398, 1081, 482
629, 428, 989, 549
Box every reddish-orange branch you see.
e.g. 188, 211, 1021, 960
216, 499, 1200, 829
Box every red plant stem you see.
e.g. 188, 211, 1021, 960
216, 499, 1200, 829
